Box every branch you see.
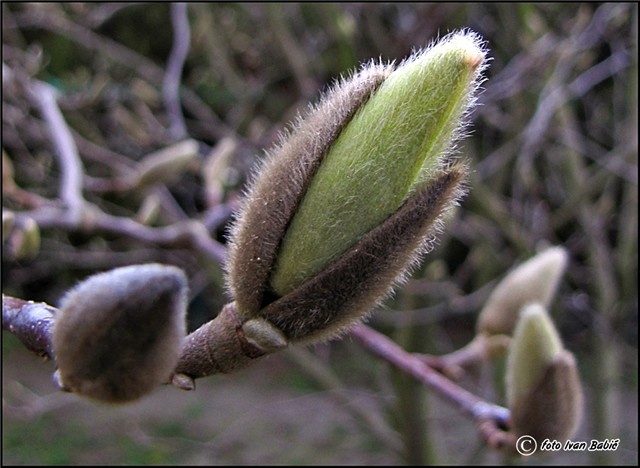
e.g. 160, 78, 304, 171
12, 206, 226, 265
12, 6, 236, 141
266, 4, 317, 97
1, 295, 265, 380
163, 2, 190, 140
29, 80, 86, 222
2, 292, 514, 450
348, 323, 515, 450
2, 295, 57, 360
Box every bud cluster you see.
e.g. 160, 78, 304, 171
49, 30, 491, 402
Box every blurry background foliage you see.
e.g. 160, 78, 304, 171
2, 2, 637, 465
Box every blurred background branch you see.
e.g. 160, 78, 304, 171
163, 2, 190, 140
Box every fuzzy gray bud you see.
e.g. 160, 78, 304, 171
53, 264, 188, 403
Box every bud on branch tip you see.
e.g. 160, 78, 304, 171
506, 304, 583, 442
271, 31, 487, 296
477, 246, 569, 336
507, 304, 563, 406
52, 264, 188, 403
226, 30, 488, 345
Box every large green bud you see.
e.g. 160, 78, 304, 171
227, 30, 488, 345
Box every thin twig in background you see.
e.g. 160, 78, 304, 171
163, 2, 190, 140
193, 4, 246, 98
517, 3, 628, 184
266, 4, 317, 97
374, 279, 496, 327
5, 64, 228, 266
12, 206, 226, 265
29, 81, 86, 223
284, 346, 403, 453
11, 5, 235, 142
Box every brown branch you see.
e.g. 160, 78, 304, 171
2, 295, 57, 360
416, 333, 512, 379
1, 270, 529, 457
2, 291, 514, 451
1, 295, 268, 389
12, 205, 226, 265
348, 323, 515, 451
172, 302, 268, 379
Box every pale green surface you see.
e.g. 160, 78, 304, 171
506, 304, 564, 405
271, 33, 484, 295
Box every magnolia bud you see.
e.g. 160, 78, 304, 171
10, 216, 41, 260
506, 304, 583, 442
132, 139, 199, 188
227, 31, 487, 345
271, 31, 486, 296
52, 264, 188, 403
261, 167, 466, 344
510, 351, 583, 444
477, 247, 569, 336
2, 210, 15, 242
135, 192, 162, 225
228, 61, 392, 319
506, 304, 563, 404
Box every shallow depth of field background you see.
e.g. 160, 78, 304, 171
2, 3, 637, 465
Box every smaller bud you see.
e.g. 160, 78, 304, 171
2, 210, 15, 242
171, 372, 195, 391
135, 192, 162, 225
52, 264, 188, 403
2, 150, 17, 194
477, 247, 568, 336
10, 216, 41, 260
506, 304, 583, 443
510, 350, 583, 444
241, 317, 288, 353
506, 304, 563, 405
132, 139, 199, 188
203, 136, 237, 207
